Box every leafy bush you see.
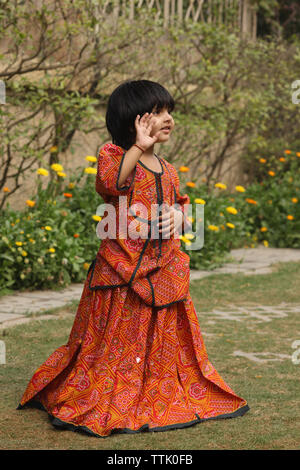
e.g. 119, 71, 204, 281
179, 149, 300, 268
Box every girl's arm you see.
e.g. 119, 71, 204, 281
117, 144, 143, 188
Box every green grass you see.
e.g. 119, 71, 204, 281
0, 261, 300, 449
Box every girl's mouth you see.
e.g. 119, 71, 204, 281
161, 127, 171, 133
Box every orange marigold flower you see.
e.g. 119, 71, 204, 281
259, 158, 266, 163
186, 182, 195, 188
287, 215, 294, 220
292, 197, 298, 203
179, 166, 190, 172
279, 157, 285, 162
26, 200, 36, 207
296, 152, 300, 157
73, 233, 80, 238
268, 171, 275, 176
246, 198, 257, 205
63, 193, 73, 198
3, 187, 10, 192
284, 150, 291, 154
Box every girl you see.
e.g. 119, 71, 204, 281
17, 79, 249, 438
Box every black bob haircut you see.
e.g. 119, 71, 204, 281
105, 79, 175, 151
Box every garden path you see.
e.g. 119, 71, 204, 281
1, 246, 300, 330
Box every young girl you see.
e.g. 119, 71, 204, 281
17, 79, 249, 438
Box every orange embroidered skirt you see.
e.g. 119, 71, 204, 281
17, 268, 249, 438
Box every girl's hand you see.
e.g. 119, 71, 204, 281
158, 206, 183, 238
134, 112, 161, 151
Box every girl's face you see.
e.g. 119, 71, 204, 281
149, 105, 175, 142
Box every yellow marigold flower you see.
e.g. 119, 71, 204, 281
57, 172, 66, 178
50, 146, 58, 153
215, 182, 227, 190
68, 182, 75, 189
235, 185, 245, 192
184, 233, 195, 240
187, 216, 194, 222
92, 215, 102, 221
84, 167, 97, 175
186, 181, 195, 188
21, 250, 27, 257
26, 200, 35, 207
263, 240, 269, 247
179, 235, 192, 245
208, 225, 219, 231
20, 230, 24, 234
226, 206, 238, 215
246, 198, 257, 205
29, 238, 35, 243
287, 215, 294, 220
15, 241, 23, 246
259, 158, 266, 163
268, 171, 275, 176
292, 197, 298, 203
179, 166, 189, 173
219, 212, 224, 216
260, 227, 268, 232
51, 163, 64, 172
45, 226, 52, 231
279, 157, 285, 162
83, 262, 90, 270
48, 248, 56, 253
3, 186, 10, 192
226, 223, 235, 229
85, 156, 97, 163
284, 150, 291, 154
194, 198, 206, 204
36, 168, 49, 176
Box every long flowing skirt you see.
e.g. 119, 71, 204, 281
17, 272, 249, 438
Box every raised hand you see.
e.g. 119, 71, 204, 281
134, 112, 161, 151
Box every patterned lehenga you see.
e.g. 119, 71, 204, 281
17, 143, 249, 437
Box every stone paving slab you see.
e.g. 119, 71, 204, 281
0, 284, 83, 315
1, 246, 300, 328
190, 246, 300, 280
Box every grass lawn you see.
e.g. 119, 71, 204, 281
0, 260, 299, 450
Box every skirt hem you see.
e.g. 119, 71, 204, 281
16, 399, 250, 439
